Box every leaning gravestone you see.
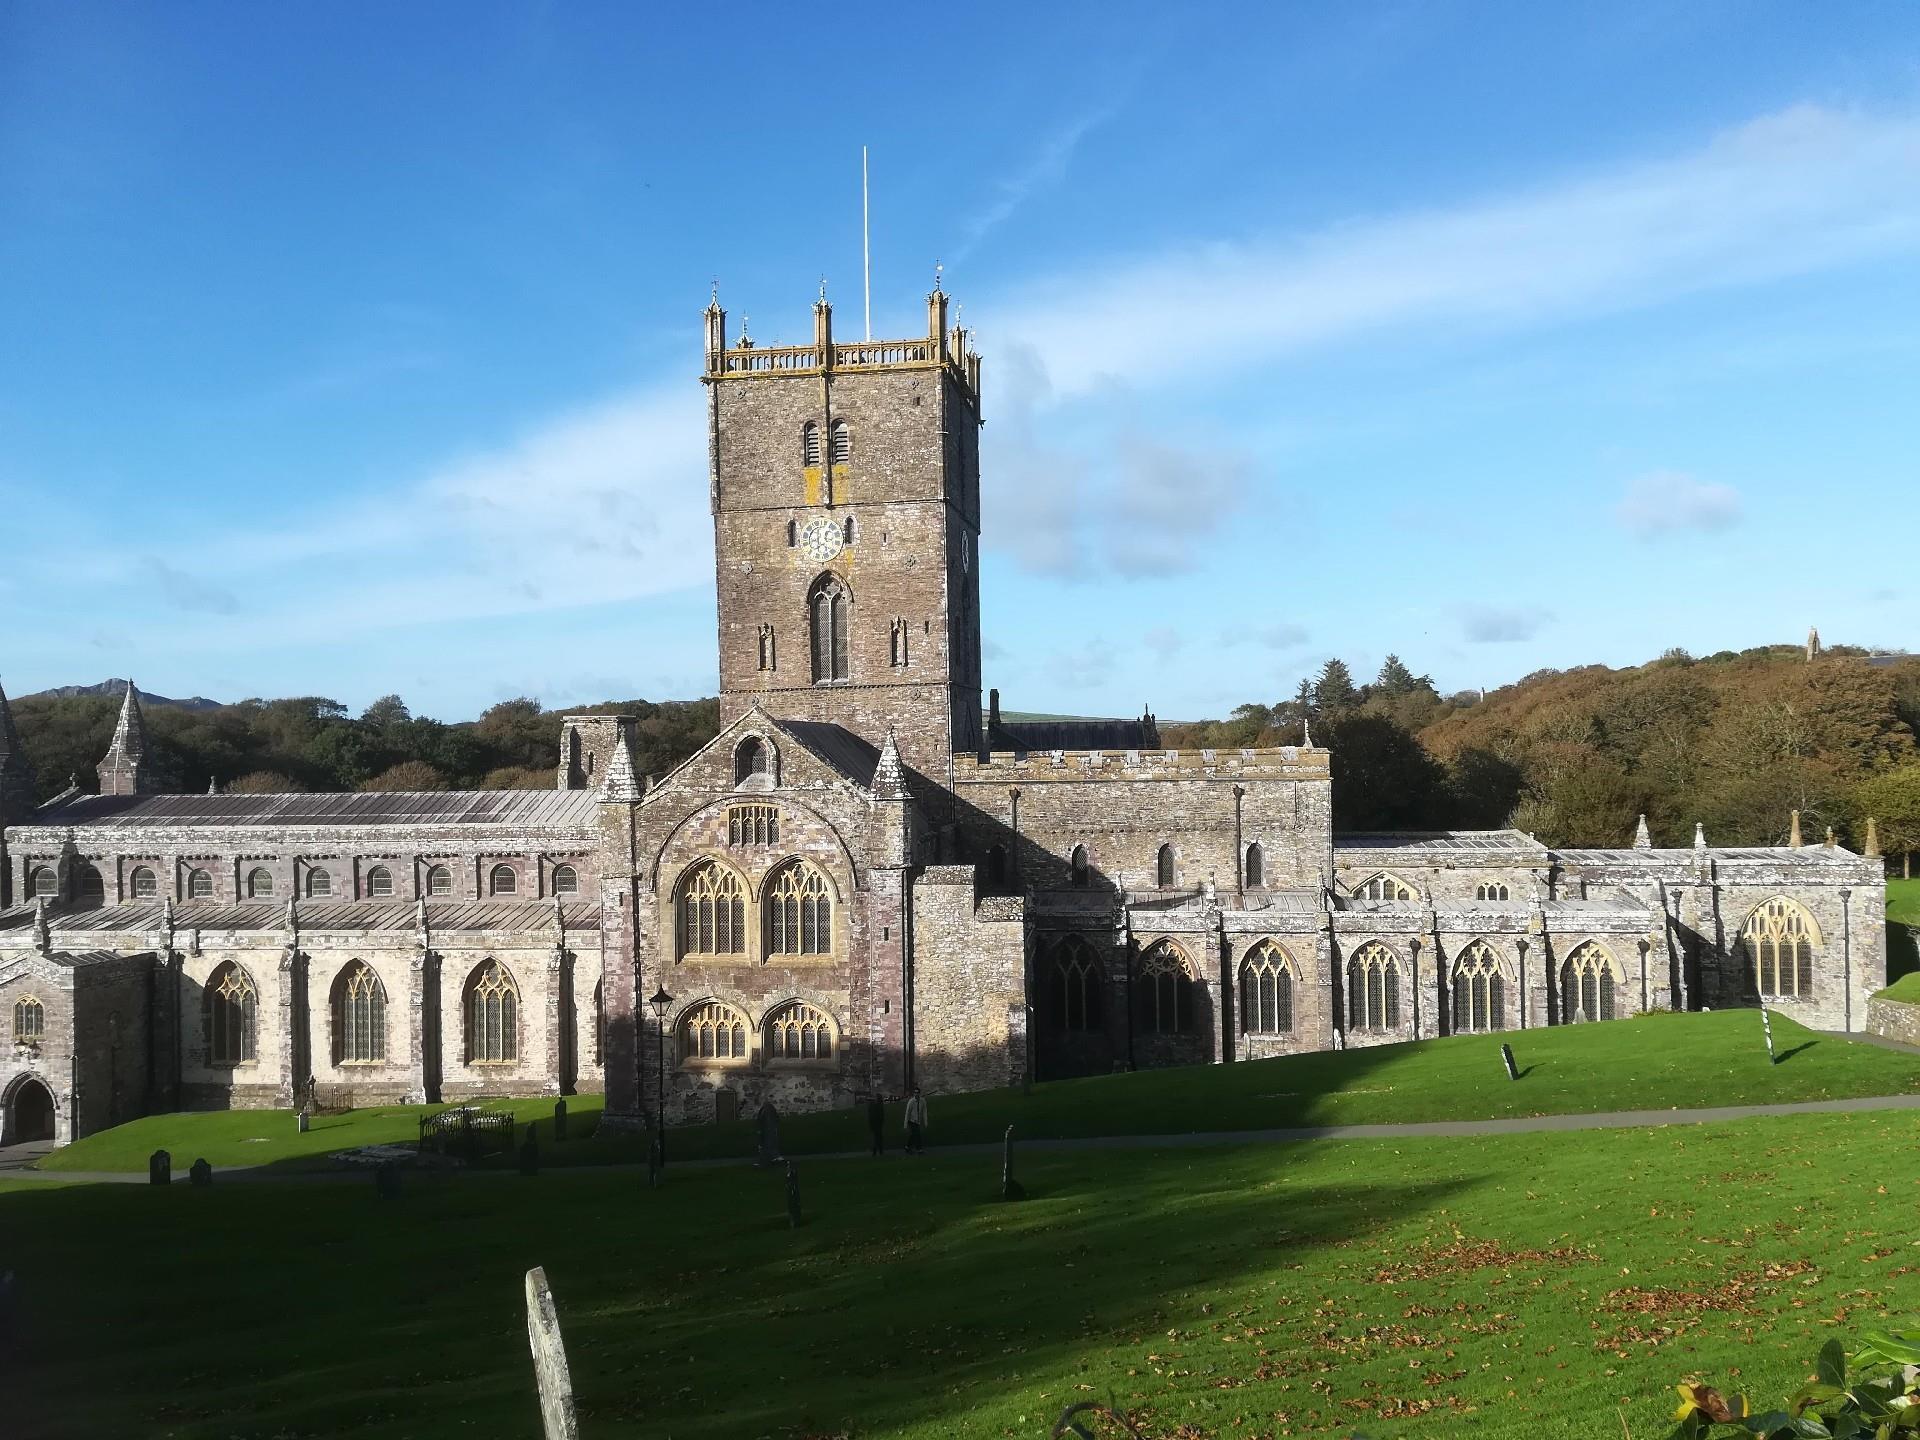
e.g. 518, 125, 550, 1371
1499, 1043, 1518, 1081
784, 1159, 803, 1229
149, 1150, 171, 1186
1001, 1125, 1026, 1202
523, 1266, 579, 1440
552, 1098, 568, 1142
756, 1102, 782, 1168
188, 1158, 212, 1187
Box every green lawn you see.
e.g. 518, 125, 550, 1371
1874, 971, 1920, 1004
1888, 877, 1920, 929
42, 1010, 1920, 1174
9, 1110, 1919, 1439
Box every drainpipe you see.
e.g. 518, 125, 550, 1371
1840, 888, 1853, 1032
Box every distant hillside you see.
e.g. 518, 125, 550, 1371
26, 681, 223, 711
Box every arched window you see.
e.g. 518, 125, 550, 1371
801, 420, 821, 467
75, 867, 105, 907
1475, 882, 1511, 902
489, 864, 517, 897
1739, 897, 1819, 999
680, 999, 749, 1062
676, 861, 748, 959
1045, 935, 1103, 1033
426, 865, 453, 898
206, 962, 258, 1065
27, 866, 58, 900
829, 419, 851, 465
1245, 843, 1265, 889
334, 962, 387, 1064
465, 961, 519, 1064
1346, 942, 1401, 1031
735, 736, 771, 785
765, 861, 833, 959
765, 1001, 835, 1062
130, 866, 158, 900
1137, 942, 1196, 1035
1561, 942, 1620, 1023
1451, 941, 1506, 1033
786, 519, 798, 547
808, 575, 850, 683
1070, 845, 1090, 888
13, 996, 44, 1041
1356, 874, 1417, 903
365, 866, 394, 899
187, 869, 214, 900
844, 516, 857, 547
592, 977, 605, 1064
247, 868, 274, 899
552, 864, 579, 897
986, 844, 1008, 888
1239, 941, 1294, 1035
1155, 844, 1176, 888
306, 868, 332, 899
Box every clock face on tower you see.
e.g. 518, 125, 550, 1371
797, 517, 845, 563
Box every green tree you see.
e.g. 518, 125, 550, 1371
361, 760, 450, 792
1311, 659, 1359, 715
1322, 711, 1446, 830
361, 694, 411, 730
1854, 762, 1920, 879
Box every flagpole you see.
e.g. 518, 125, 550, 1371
862, 146, 872, 341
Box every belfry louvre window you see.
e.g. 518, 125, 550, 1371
13, 996, 44, 1041
677, 862, 747, 959
809, 575, 850, 683
1740, 897, 1817, 998
551, 864, 580, 897
465, 961, 519, 1064
1239, 941, 1294, 1035
130, 866, 158, 899
765, 862, 832, 958
27, 867, 58, 900
1346, 942, 1401, 1031
335, 962, 387, 1064
365, 866, 394, 899
1451, 941, 1506, 1033
1561, 942, 1619, 1022
426, 865, 453, 898
681, 1000, 748, 1061
766, 1001, 834, 1061
829, 419, 851, 465
187, 869, 214, 900
1137, 942, 1196, 1035
206, 962, 258, 1065
1356, 874, 1416, 903
728, 804, 779, 847
801, 421, 821, 467
1045, 936, 1102, 1032
247, 868, 274, 899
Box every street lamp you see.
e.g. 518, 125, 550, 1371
648, 985, 673, 1164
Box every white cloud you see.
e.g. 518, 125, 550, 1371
1616, 469, 1743, 536
954, 104, 1118, 261
1254, 623, 1311, 650
1460, 605, 1552, 643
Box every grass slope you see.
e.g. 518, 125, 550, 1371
43, 1011, 1920, 1174
1888, 877, 1920, 929
8, 1111, 1919, 1439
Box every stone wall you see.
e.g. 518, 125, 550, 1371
910, 867, 1027, 1095
1865, 995, 1920, 1048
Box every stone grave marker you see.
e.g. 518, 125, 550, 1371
756, 1102, 781, 1167
297, 1110, 310, 1134
149, 1150, 171, 1186
552, 1098, 568, 1142
188, 1158, 212, 1187
375, 1163, 402, 1200
1499, 1043, 1518, 1081
784, 1159, 803, 1228
1001, 1125, 1025, 1202
523, 1266, 579, 1440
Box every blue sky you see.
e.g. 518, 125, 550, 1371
3, 2, 1918, 721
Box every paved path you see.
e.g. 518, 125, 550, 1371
6, 1092, 1918, 1187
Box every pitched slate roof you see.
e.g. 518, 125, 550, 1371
0, 899, 601, 934
1334, 830, 1550, 856
26, 789, 601, 830
776, 721, 882, 788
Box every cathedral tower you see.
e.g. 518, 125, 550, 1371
703, 288, 984, 783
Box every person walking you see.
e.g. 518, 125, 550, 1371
866, 1092, 886, 1157
903, 1086, 928, 1155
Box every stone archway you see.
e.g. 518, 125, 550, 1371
4, 1076, 57, 1144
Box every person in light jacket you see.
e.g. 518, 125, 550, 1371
903, 1086, 928, 1155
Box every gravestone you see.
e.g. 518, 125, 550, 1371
552, 1099, 568, 1142
1001, 1125, 1026, 1202
784, 1160, 803, 1228
646, 1130, 663, 1188
149, 1150, 171, 1186
188, 1158, 212, 1187
519, 1131, 540, 1177
297, 1110, 310, 1134
755, 1102, 782, 1167
375, 1162, 403, 1200
523, 1266, 580, 1440
1499, 1043, 1518, 1081
1760, 1006, 1776, 1063
0, 1270, 15, 1355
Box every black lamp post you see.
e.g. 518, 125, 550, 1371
648, 985, 672, 1163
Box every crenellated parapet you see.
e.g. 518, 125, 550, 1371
954, 745, 1330, 784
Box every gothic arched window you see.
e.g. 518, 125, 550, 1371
187, 869, 214, 900
247, 868, 274, 899
765, 861, 833, 959
334, 962, 387, 1064
13, 996, 45, 1041
489, 864, 517, 897
1155, 844, 1176, 888
1245, 843, 1265, 889
552, 864, 579, 897
1356, 873, 1416, 903
365, 866, 394, 899
426, 865, 453, 898
765, 1001, 835, 1062
680, 999, 749, 1063
1475, 882, 1511, 902
464, 961, 519, 1064
1346, 942, 1401, 1031
1045, 935, 1102, 1033
808, 575, 850, 683
130, 866, 158, 899
1561, 942, 1620, 1022
206, 962, 258, 1066
1070, 845, 1090, 888
676, 861, 748, 959
1239, 940, 1294, 1035
1739, 897, 1819, 998
1451, 941, 1505, 1033
1137, 942, 1196, 1035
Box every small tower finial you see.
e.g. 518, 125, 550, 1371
1694, 821, 1707, 850
1825, 824, 1837, 850
819, 274, 828, 304
1789, 809, 1803, 848
1632, 813, 1652, 848
1865, 816, 1881, 857
934, 260, 943, 294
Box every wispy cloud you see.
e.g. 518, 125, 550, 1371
1616, 469, 1742, 536
1460, 605, 1552, 644
140, 556, 240, 615
953, 103, 1119, 261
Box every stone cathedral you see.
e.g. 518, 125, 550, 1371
0, 290, 1887, 1146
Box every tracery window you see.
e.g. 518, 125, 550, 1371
489, 864, 517, 897
1356, 873, 1416, 903
206, 962, 258, 1065
365, 866, 394, 899
829, 419, 851, 465
1045, 935, 1102, 1033
765, 861, 832, 959
426, 865, 454, 898
1739, 897, 1818, 998
76, 867, 105, 907
680, 999, 749, 1062
676, 861, 747, 959
1137, 942, 1196, 1035
552, 864, 580, 897
1346, 941, 1401, 1031
1475, 882, 1511, 902
465, 961, 519, 1064
727, 804, 779, 847
130, 866, 159, 899
335, 962, 387, 1064
1245, 843, 1265, 889
247, 868, 274, 899
1155, 844, 1176, 888
187, 869, 214, 900
306, 868, 333, 899
1238, 940, 1294, 1035
765, 1001, 835, 1062
13, 996, 44, 1042
808, 575, 850, 683
1561, 942, 1620, 1023
801, 421, 821, 467
27, 866, 58, 900
1070, 845, 1090, 888
1451, 940, 1506, 1033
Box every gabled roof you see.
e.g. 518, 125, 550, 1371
1334, 830, 1550, 857
24, 788, 601, 831
776, 720, 882, 788
0, 899, 600, 935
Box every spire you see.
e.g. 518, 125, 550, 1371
1632, 813, 1652, 849
873, 726, 908, 800
97, 679, 155, 797
1789, 809, 1803, 848
0, 679, 37, 826
1865, 816, 1881, 858
598, 731, 644, 804
0, 680, 22, 764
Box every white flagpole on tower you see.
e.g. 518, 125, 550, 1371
862, 146, 872, 341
